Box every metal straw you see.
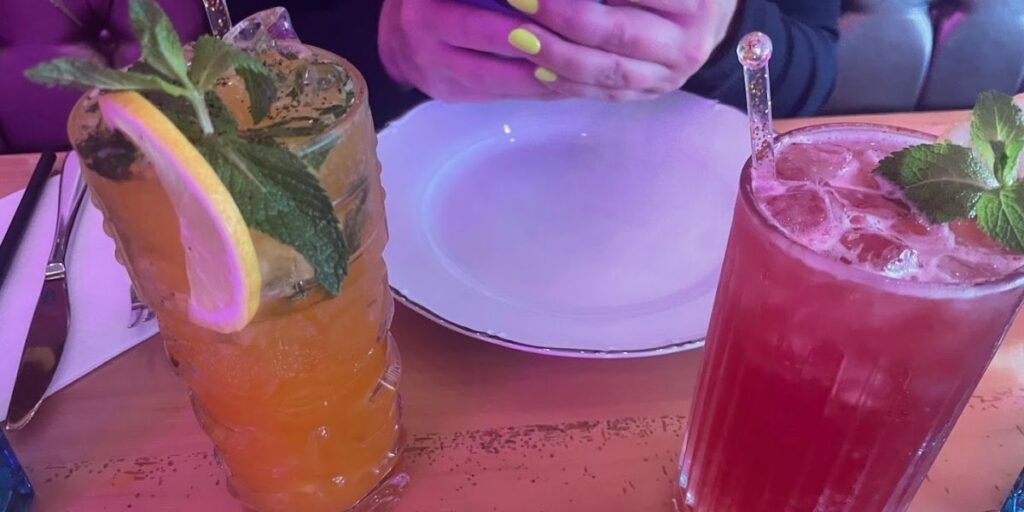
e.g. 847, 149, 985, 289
202, 0, 233, 38
737, 32, 776, 175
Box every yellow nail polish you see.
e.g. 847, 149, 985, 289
534, 67, 557, 83
507, 0, 538, 15
508, 28, 541, 55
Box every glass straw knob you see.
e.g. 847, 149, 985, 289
737, 32, 776, 175
203, 0, 233, 38
737, 31, 773, 70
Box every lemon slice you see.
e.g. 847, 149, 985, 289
939, 92, 1024, 144
99, 91, 261, 333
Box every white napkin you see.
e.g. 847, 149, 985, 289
0, 153, 158, 421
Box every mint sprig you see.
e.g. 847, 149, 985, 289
188, 35, 277, 123
875, 143, 995, 223
25, 0, 351, 295
971, 91, 1024, 186
197, 137, 349, 294
24, 58, 187, 95
129, 0, 189, 86
238, 66, 277, 124
977, 184, 1024, 252
188, 35, 255, 90
875, 91, 1024, 253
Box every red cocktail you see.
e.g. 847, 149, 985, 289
677, 124, 1024, 511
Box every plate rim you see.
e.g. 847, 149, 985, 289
393, 288, 706, 359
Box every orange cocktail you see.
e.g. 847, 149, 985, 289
62, 8, 404, 511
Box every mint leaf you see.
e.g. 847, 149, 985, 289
75, 127, 139, 181
25, 57, 187, 96
245, 115, 330, 140
196, 136, 348, 294
145, 90, 237, 140
971, 91, 1024, 185
977, 183, 1024, 252
999, 139, 1024, 186
875, 143, 997, 222
187, 34, 276, 123
238, 66, 277, 124
188, 35, 245, 90
129, 0, 189, 85
189, 35, 268, 91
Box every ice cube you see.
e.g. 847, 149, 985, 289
949, 220, 1003, 252
882, 248, 921, 279
303, 63, 347, 92
839, 230, 920, 278
223, 8, 309, 58
846, 168, 884, 191
776, 142, 853, 182
252, 230, 316, 301
933, 254, 1005, 282
832, 363, 911, 412
829, 187, 912, 218
888, 216, 932, 238
847, 213, 871, 229
763, 185, 839, 245
852, 145, 911, 191
859, 148, 890, 170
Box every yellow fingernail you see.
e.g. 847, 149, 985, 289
508, 0, 538, 15
508, 28, 541, 55
534, 67, 557, 83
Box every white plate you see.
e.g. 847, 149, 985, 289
380, 92, 750, 358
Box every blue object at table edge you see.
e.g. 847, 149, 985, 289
0, 432, 32, 512
1005, 466, 1024, 512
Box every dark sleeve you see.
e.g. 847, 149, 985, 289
231, 0, 426, 128
684, 0, 841, 117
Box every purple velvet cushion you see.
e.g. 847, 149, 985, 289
0, 0, 207, 154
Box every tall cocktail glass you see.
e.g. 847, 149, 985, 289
677, 124, 1024, 511
66, 11, 404, 512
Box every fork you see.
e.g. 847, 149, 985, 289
129, 286, 155, 328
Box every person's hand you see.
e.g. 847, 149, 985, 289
378, 0, 561, 101
504, 0, 739, 100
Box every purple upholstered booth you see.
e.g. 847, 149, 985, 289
0, 0, 207, 154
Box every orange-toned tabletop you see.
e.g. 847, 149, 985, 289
2, 110, 1021, 512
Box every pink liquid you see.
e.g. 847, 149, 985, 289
677, 125, 1024, 511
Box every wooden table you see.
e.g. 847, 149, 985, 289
3, 111, 1022, 512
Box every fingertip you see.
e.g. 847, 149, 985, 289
508, 0, 538, 15
534, 66, 558, 83
508, 27, 542, 55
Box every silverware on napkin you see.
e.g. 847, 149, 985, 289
0, 152, 56, 290
129, 286, 155, 328
5, 164, 87, 431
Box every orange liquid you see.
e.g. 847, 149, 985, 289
68, 54, 403, 512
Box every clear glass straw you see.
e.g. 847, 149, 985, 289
737, 32, 775, 175
203, 0, 233, 38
